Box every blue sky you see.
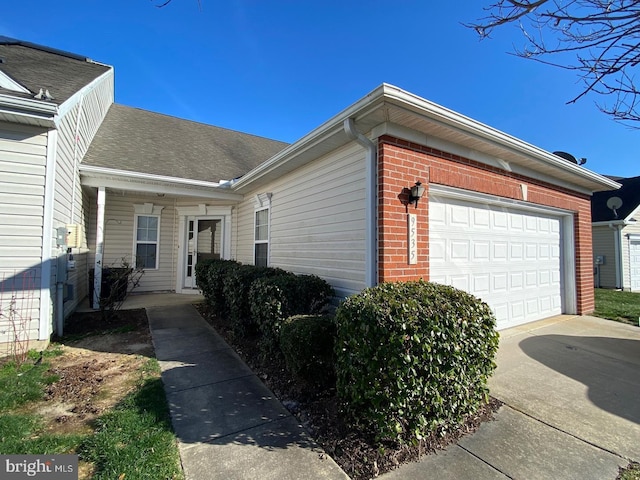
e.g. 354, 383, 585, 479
3, 0, 637, 178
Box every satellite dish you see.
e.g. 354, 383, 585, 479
553, 151, 587, 165
607, 196, 623, 218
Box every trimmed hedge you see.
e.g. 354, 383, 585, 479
222, 264, 288, 333
335, 280, 499, 444
279, 315, 336, 388
250, 273, 335, 356
195, 259, 240, 315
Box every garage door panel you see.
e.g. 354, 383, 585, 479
430, 196, 564, 329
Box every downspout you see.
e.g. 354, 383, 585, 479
344, 118, 377, 288
93, 187, 106, 309
609, 223, 623, 289
40, 130, 58, 340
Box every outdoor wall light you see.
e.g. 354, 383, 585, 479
408, 181, 425, 208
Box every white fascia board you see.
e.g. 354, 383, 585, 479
0, 93, 57, 127
80, 165, 243, 200
232, 83, 619, 194
56, 68, 114, 120
624, 204, 640, 224
231, 86, 387, 192
592, 220, 627, 226
0, 70, 30, 93
380, 84, 620, 192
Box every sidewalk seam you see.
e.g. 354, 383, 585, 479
500, 404, 632, 462
162, 372, 259, 395
456, 444, 514, 479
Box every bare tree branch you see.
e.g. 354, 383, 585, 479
467, 0, 640, 124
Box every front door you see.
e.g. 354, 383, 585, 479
184, 217, 223, 288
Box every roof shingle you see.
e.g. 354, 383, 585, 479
82, 104, 289, 182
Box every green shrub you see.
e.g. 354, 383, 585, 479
335, 280, 499, 444
194, 258, 219, 296
250, 273, 298, 354
195, 259, 240, 315
280, 315, 336, 388
250, 274, 335, 357
223, 264, 287, 335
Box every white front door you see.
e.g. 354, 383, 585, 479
184, 217, 223, 288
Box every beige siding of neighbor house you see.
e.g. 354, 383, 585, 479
53, 72, 114, 317
592, 225, 617, 289
234, 142, 367, 298
622, 210, 640, 291
0, 121, 48, 345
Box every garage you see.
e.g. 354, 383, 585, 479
630, 238, 640, 292
429, 192, 567, 329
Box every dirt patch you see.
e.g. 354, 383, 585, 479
29, 309, 153, 436
196, 303, 502, 480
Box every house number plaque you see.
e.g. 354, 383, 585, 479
408, 213, 417, 264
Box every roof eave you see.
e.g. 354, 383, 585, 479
80, 165, 244, 201
0, 93, 57, 127
233, 83, 620, 195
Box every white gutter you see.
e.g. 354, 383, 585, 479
93, 187, 106, 310
344, 118, 377, 288
80, 164, 231, 189
0, 93, 58, 115
232, 84, 619, 194
381, 85, 621, 191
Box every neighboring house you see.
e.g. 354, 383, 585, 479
0, 37, 620, 353
591, 176, 640, 291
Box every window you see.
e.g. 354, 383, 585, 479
135, 215, 160, 269
254, 208, 269, 267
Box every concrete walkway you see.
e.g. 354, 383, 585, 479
146, 301, 348, 480
137, 294, 640, 480
381, 315, 640, 480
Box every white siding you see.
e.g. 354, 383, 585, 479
87, 193, 178, 293
0, 121, 47, 345
54, 71, 114, 317
234, 142, 367, 298
592, 225, 617, 289
622, 211, 640, 291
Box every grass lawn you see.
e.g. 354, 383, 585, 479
0, 347, 183, 479
593, 288, 640, 325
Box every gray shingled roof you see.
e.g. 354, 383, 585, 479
0, 36, 110, 104
591, 175, 640, 222
83, 104, 289, 182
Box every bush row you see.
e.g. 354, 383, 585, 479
196, 260, 499, 446
195, 259, 336, 377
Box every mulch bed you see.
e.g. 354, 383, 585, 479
195, 303, 502, 480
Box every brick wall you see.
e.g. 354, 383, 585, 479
378, 135, 594, 315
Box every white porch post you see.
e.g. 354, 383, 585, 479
93, 186, 106, 310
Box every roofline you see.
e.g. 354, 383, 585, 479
0, 93, 58, 126
232, 83, 620, 193
592, 219, 637, 226
80, 164, 234, 189
380, 84, 620, 190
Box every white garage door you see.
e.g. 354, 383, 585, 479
429, 195, 564, 329
630, 240, 640, 292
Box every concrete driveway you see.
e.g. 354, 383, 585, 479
382, 315, 640, 479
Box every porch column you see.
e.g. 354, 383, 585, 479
93, 186, 105, 310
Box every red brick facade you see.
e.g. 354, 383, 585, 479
377, 135, 594, 315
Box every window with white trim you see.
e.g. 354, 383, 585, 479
133, 203, 164, 270
254, 208, 269, 267
254, 193, 272, 267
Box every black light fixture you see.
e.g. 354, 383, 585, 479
408, 181, 425, 208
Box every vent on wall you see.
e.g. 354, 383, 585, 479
65, 224, 83, 249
